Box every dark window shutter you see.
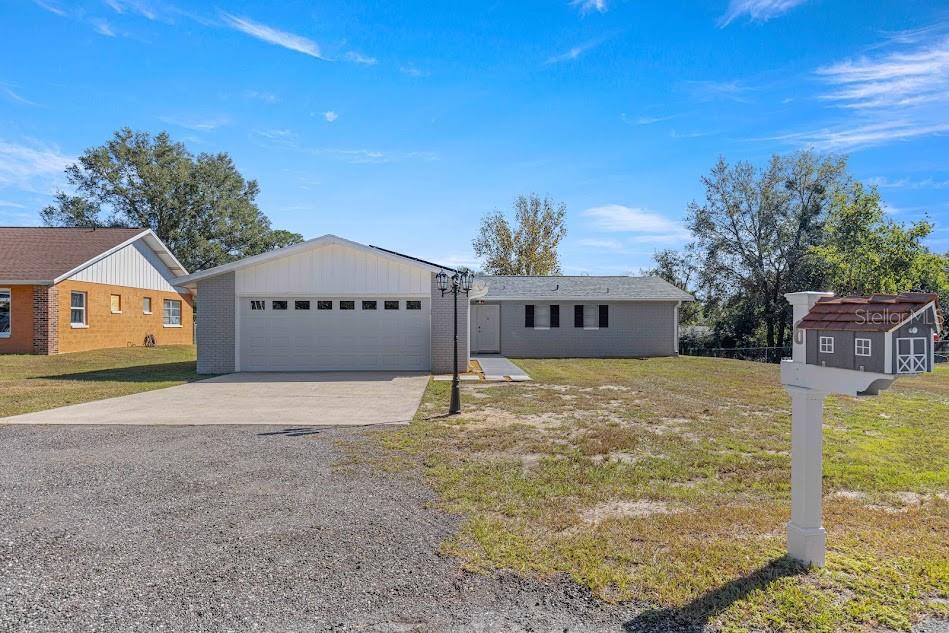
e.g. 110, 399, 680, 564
574, 305, 584, 327
598, 304, 609, 328
550, 305, 560, 328
525, 304, 534, 328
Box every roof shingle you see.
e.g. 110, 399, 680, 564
0, 227, 145, 282
797, 292, 940, 332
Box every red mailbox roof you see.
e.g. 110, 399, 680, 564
797, 292, 940, 332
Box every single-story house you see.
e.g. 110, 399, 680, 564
177, 234, 693, 374
0, 227, 193, 354
796, 292, 941, 374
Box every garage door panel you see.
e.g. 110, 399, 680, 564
239, 297, 430, 371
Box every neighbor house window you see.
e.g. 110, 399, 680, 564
580, 304, 598, 329
70, 291, 87, 326
272, 300, 288, 310
384, 300, 399, 310
163, 299, 182, 326
855, 338, 871, 356
0, 289, 10, 338
295, 300, 310, 310
406, 300, 421, 310
362, 300, 377, 310
317, 300, 333, 310
250, 300, 265, 310
819, 336, 834, 353
340, 301, 355, 310
110, 294, 121, 313
143, 297, 152, 314
534, 305, 550, 329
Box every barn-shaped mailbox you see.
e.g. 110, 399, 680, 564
796, 292, 941, 375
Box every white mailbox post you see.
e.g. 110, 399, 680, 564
781, 292, 898, 566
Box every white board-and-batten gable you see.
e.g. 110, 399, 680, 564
67, 238, 186, 293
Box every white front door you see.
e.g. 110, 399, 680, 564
473, 304, 500, 353
896, 337, 927, 374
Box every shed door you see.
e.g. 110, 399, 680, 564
238, 298, 430, 371
896, 337, 926, 374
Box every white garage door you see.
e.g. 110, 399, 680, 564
238, 297, 430, 371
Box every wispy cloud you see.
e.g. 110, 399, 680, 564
221, 13, 328, 60
399, 64, 427, 77
243, 90, 279, 104
0, 85, 36, 106
719, 0, 808, 27
570, 0, 607, 14
159, 115, 231, 131
766, 120, 949, 151
622, 113, 679, 125
92, 19, 117, 37
868, 175, 949, 190
105, 0, 158, 20
252, 128, 297, 145
545, 40, 600, 64
0, 199, 26, 208
684, 79, 752, 103
578, 238, 625, 251
32, 0, 67, 16
0, 140, 72, 190
345, 51, 378, 65
323, 111, 338, 122
581, 204, 689, 241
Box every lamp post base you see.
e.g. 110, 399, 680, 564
449, 380, 461, 414
787, 522, 826, 567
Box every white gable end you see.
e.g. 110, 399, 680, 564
68, 239, 183, 292
235, 243, 431, 297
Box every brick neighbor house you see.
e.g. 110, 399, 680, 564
0, 227, 193, 355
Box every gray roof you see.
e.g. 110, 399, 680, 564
474, 276, 694, 301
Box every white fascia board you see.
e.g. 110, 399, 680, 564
0, 279, 53, 285
176, 234, 443, 287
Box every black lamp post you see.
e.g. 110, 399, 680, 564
436, 269, 474, 414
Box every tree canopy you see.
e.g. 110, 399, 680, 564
473, 194, 567, 275
41, 128, 303, 272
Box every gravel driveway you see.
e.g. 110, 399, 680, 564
1, 424, 640, 632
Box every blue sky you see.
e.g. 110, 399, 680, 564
1, 0, 948, 274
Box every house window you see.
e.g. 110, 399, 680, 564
534, 305, 550, 329
384, 300, 400, 310
295, 300, 310, 310
406, 300, 422, 310
819, 336, 834, 353
163, 299, 182, 326
855, 338, 871, 356
550, 304, 560, 328
0, 289, 10, 338
582, 304, 599, 329
272, 300, 288, 310
599, 304, 609, 328
250, 300, 265, 310
362, 300, 377, 310
317, 300, 333, 310
143, 297, 152, 314
70, 291, 87, 326
340, 301, 355, 310
110, 294, 122, 313
525, 304, 534, 327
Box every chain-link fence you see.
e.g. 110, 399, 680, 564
679, 345, 791, 364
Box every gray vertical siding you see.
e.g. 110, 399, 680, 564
431, 274, 469, 373
488, 300, 677, 358
805, 330, 885, 372
196, 272, 235, 374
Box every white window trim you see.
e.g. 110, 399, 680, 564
855, 337, 871, 357
0, 288, 10, 338
162, 299, 182, 327
70, 291, 87, 327
819, 336, 834, 354
143, 297, 152, 315
110, 294, 122, 314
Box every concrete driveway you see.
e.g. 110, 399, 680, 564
1, 372, 429, 425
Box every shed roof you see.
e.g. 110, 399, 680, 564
473, 275, 694, 301
797, 292, 940, 332
0, 227, 161, 283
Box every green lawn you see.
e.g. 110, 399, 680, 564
0, 345, 200, 418
379, 357, 949, 632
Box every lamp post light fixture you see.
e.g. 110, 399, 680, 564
436, 269, 473, 414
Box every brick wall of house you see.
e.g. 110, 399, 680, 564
31, 284, 59, 354
56, 279, 194, 353
430, 273, 470, 373
0, 285, 35, 354
195, 272, 235, 374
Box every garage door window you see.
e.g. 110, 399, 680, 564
272, 300, 288, 310
295, 300, 310, 310
340, 301, 355, 310
384, 300, 399, 310
362, 300, 377, 310
407, 300, 421, 310
317, 300, 332, 310
250, 300, 265, 310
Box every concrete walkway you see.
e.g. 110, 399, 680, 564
473, 356, 531, 381
1, 372, 430, 426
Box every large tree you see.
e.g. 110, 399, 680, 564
685, 150, 848, 348
41, 128, 303, 272
473, 194, 567, 275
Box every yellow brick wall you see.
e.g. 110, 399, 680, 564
0, 285, 34, 354
56, 280, 194, 353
